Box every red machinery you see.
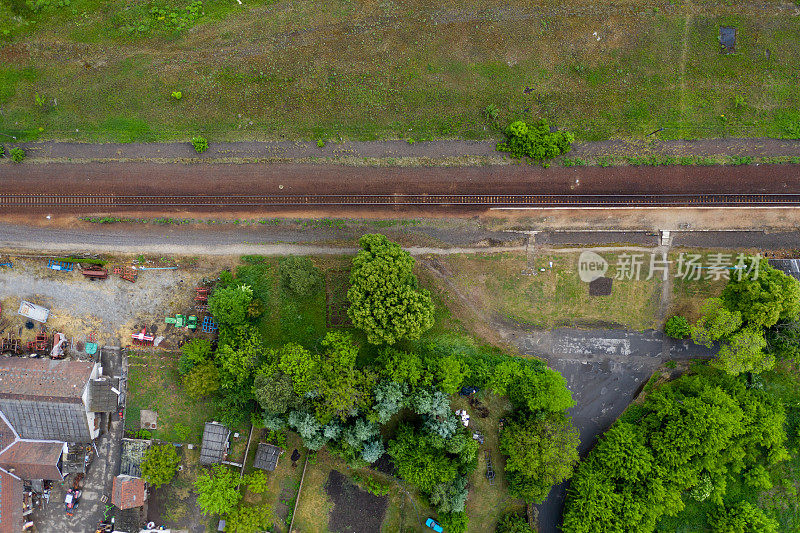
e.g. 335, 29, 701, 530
131, 328, 154, 346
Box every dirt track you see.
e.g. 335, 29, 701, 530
3, 162, 800, 201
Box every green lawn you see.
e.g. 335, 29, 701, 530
440, 251, 662, 331
1, 0, 798, 142
126, 348, 217, 443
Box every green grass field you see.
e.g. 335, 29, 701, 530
1, 0, 799, 142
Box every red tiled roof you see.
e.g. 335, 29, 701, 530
0, 359, 94, 400
0, 467, 23, 533
0, 441, 63, 481
112, 475, 146, 510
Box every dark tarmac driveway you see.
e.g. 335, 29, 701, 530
509, 328, 716, 533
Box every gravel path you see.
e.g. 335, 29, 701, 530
3, 138, 800, 163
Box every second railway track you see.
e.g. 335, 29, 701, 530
2, 193, 800, 207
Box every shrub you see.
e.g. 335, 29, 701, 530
664, 315, 691, 339
178, 338, 212, 375
729, 155, 753, 166
438, 512, 469, 533
316, 139, 325, 147
0, 146, 4, 157
497, 119, 574, 161
245, 470, 269, 493
10, 147, 25, 163
141, 443, 180, 488
496, 512, 529, 533
172, 91, 182, 100
191, 136, 208, 153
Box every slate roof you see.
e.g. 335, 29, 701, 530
120, 439, 149, 478
0, 359, 93, 400
112, 475, 146, 510
200, 422, 229, 465
0, 441, 63, 481
253, 443, 282, 472
0, 467, 23, 533
0, 398, 91, 443
87, 379, 119, 413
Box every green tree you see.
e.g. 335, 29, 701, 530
379, 348, 424, 386
500, 411, 580, 503
722, 259, 800, 329
244, 470, 269, 494
225, 504, 273, 533
183, 362, 220, 399
496, 119, 574, 161
179, 338, 213, 375
714, 327, 771, 374
491, 360, 574, 413
314, 332, 376, 422
252, 367, 297, 415
388, 425, 458, 493
140, 444, 180, 489
435, 354, 467, 394
194, 464, 241, 516
691, 298, 743, 347
496, 512, 529, 533
664, 315, 691, 339
347, 234, 434, 345
208, 285, 253, 326
708, 501, 778, 533
280, 256, 322, 297
276, 343, 319, 396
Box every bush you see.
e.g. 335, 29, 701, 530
141, 443, 180, 489
438, 512, 469, 533
664, 315, 691, 339
245, 470, 269, 493
178, 338, 212, 375
279, 256, 322, 297
172, 91, 182, 100
9, 147, 25, 163
191, 136, 208, 153
497, 120, 574, 161
0, 146, 4, 157
496, 512, 529, 533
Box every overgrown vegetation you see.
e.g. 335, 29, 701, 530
497, 120, 573, 162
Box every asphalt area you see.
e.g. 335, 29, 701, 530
324, 470, 388, 533
3, 163, 800, 214
514, 328, 716, 532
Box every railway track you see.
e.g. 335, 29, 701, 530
1, 193, 800, 207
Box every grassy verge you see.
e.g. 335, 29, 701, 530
439, 251, 661, 330
1, 1, 799, 142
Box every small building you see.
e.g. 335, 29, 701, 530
112, 474, 146, 510
253, 443, 283, 472
120, 439, 150, 478
17, 301, 49, 323
200, 422, 230, 465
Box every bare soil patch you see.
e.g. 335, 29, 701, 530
324, 470, 388, 533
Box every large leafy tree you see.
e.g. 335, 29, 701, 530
140, 444, 180, 489
208, 284, 253, 326
708, 501, 778, 533
347, 234, 434, 345
722, 259, 800, 329
225, 504, 273, 533
313, 332, 376, 423
491, 360, 575, 413
562, 370, 788, 533
388, 425, 460, 493
500, 411, 580, 503
195, 464, 242, 517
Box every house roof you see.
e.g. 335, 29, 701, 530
0, 467, 23, 533
0, 441, 63, 481
0, 398, 91, 443
112, 475, 146, 510
0, 359, 93, 401
120, 439, 149, 478
87, 379, 118, 413
200, 422, 229, 465
253, 443, 282, 472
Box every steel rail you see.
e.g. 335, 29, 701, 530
2, 193, 800, 207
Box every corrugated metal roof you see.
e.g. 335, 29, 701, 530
200, 423, 229, 465
253, 443, 282, 471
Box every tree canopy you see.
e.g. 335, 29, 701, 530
140, 444, 180, 489
194, 464, 242, 517
347, 234, 435, 345
562, 369, 788, 533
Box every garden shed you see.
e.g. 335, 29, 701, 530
253, 443, 283, 471
200, 422, 230, 464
